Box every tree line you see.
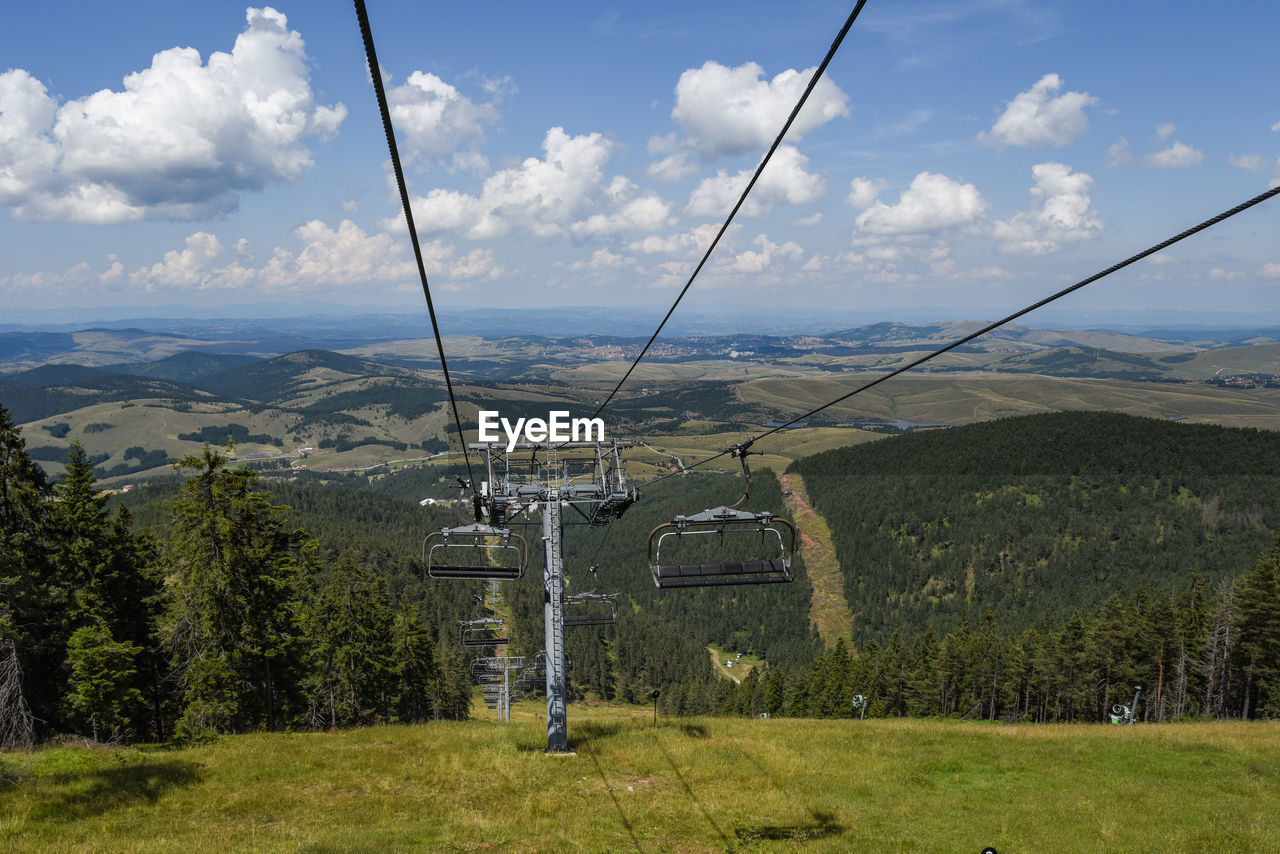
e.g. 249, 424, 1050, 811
1, 404, 472, 748
687, 553, 1279, 722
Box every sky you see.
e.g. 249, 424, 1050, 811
2, 0, 1278, 329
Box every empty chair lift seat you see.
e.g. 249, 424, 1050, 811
649, 506, 796, 589
424, 523, 527, 580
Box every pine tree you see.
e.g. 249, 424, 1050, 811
0, 403, 55, 736
302, 558, 395, 728
160, 447, 312, 739
48, 443, 159, 738
64, 623, 142, 742
390, 601, 441, 722
1233, 539, 1280, 718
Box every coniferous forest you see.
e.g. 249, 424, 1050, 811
4, 403, 1280, 750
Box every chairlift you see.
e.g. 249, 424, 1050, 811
646, 443, 797, 588
648, 506, 796, 588
458, 617, 508, 647
424, 523, 527, 580
563, 591, 621, 627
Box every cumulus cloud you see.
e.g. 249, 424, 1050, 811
979, 73, 1097, 148
627, 222, 734, 257
685, 145, 824, 218
0, 7, 345, 224
670, 60, 849, 160
719, 234, 803, 274
1262, 262, 1280, 278
854, 172, 988, 235
647, 152, 697, 183
1155, 123, 1177, 141
1146, 141, 1204, 168
570, 193, 675, 237
1209, 267, 1243, 281
991, 162, 1102, 254
847, 177, 886, 209
410, 127, 614, 239
387, 71, 499, 164
791, 212, 823, 227
1228, 154, 1268, 171
1105, 138, 1133, 168
568, 248, 631, 272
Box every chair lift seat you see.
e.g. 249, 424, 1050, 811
647, 506, 797, 589
424, 524, 528, 581
652, 558, 792, 588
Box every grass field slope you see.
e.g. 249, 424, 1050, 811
2, 709, 1278, 852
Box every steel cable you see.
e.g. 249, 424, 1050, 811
642, 184, 1280, 489
354, 0, 477, 494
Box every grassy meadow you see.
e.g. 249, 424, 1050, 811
3, 705, 1278, 853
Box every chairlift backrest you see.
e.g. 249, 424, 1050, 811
647, 506, 796, 589
458, 617, 508, 647
563, 591, 621, 626
425, 523, 527, 580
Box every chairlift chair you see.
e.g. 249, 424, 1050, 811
647, 506, 796, 588
646, 442, 797, 588
424, 523, 527, 580
458, 617, 508, 647
563, 591, 621, 627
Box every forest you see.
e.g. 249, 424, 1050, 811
3, 404, 1279, 751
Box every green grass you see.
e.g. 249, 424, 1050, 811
3, 710, 1278, 852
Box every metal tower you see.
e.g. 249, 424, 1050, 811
467, 440, 635, 753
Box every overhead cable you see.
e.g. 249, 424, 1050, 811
643, 184, 1280, 487
588, 0, 870, 421
353, 0, 477, 493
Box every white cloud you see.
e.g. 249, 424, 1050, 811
0, 7, 345, 224
671, 60, 849, 160
979, 73, 1097, 148
568, 248, 631, 272
1155, 123, 1176, 141
1146, 253, 1177, 265
1228, 154, 1268, 171
647, 152, 696, 183
259, 219, 416, 288
791, 212, 823, 227
992, 162, 1102, 254
627, 223, 733, 257
570, 193, 674, 236
1261, 262, 1280, 278
411, 127, 613, 239
1146, 141, 1204, 168
847, 177, 886, 209
1273, 121, 1280, 132
719, 234, 803, 274
387, 70, 499, 164
1105, 138, 1132, 167
685, 145, 824, 218
1209, 267, 1243, 281
854, 172, 988, 235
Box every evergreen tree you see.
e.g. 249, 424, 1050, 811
159, 447, 311, 739
302, 558, 395, 728
0, 403, 56, 736
1233, 539, 1280, 718
64, 623, 142, 742
390, 601, 442, 722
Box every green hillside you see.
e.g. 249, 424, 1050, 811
792, 410, 1280, 641
3, 712, 1278, 852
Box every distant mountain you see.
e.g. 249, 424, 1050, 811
195, 349, 413, 401
118, 351, 261, 382
0, 365, 208, 422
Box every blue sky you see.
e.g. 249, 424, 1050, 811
2, 0, 1278, 326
